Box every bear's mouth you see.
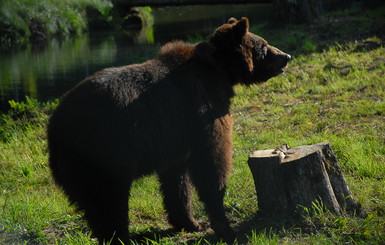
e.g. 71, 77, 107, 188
270, 64, 288, 76
280, 64, 289, 73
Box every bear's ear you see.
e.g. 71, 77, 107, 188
227, 17, 238, 24
233, 17, 249, 42
210, 17, 250, 46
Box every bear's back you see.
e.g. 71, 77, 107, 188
48, 42, 210, 166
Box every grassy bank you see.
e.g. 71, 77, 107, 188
1, 7, 385, 245
0, 0, 113, 46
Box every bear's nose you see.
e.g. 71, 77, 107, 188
286, 54, 292, 61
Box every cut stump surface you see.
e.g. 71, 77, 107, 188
248, 142, 360, 216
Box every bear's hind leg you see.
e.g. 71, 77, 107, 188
79, 182, 130, 245
158, 168, 201, 232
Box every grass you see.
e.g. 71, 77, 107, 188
1, 7, 385, 245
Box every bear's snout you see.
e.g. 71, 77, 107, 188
266, 45, 291, 69
267, 49, 291, 76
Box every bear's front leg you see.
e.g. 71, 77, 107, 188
189, 115, 236, 243
189, 157, 236, 243
158, 167, 202, 232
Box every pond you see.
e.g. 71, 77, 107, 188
0, 1, 367, 111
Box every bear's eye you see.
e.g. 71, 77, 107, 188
245, 39, 253, 47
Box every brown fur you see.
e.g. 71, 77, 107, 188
48, 17, 290, 244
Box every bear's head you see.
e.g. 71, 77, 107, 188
210, 17, 291, 85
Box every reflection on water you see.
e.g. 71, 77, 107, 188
0, 34, 158, 111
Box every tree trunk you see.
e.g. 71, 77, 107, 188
248, 143, 361, 216
272, 0, 320, 23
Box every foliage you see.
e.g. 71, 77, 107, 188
8, 96, 58, 118
0, 97, 58, 142
0, 0, 113, 46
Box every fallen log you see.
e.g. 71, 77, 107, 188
248, 142, 361, 216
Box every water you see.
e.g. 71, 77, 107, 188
0, 1, 372, 111
0, 4, 272, 111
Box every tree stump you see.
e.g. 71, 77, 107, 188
248, 142, 360, 216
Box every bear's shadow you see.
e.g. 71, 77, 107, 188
128, 212, 291, 244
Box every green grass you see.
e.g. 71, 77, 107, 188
1, 8, 385, 245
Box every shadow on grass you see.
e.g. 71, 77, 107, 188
129, 228, 179, 244
128, 228, 220, 244
126, 214, 293, 244
231, 212, 296, 244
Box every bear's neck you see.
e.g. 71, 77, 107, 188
157, 40, 236, 114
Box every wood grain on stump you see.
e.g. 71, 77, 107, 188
248, 142, 360, 216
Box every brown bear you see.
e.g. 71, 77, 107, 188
48, 17, 290, 244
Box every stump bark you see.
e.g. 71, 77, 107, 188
248, 142, 360, 216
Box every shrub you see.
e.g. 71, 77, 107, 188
0, 0, 113, 46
